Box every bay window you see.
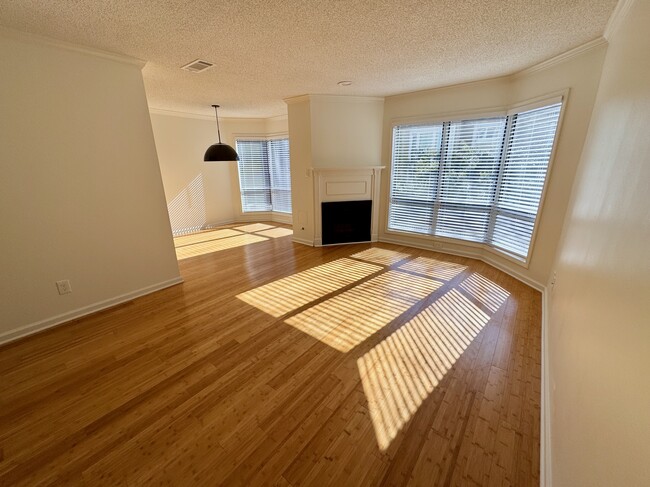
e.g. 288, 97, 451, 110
388, 101, 562, 261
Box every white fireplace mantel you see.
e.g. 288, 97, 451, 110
310, 166, 384, 246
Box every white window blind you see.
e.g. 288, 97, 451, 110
389, 124, 442, 234
268, 139, 292, 213
490, 104, 562, 256
236, 138, 292, 213
388, 102, 562, 261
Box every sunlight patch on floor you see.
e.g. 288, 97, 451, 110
174, 228, 243, 247
398, 256, 467, 281
285, 270, 441, 352
358, 288, 490, 450
175, 234, 268, 260
234, 223, 275, 233
459, 273, 510, 312
237, 258, 382, 317
350, 248, 412, 266
255, 227, 294, 238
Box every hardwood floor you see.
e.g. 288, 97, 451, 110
0, 223, 541, 486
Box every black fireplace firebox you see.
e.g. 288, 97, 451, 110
321, 200, 372, 245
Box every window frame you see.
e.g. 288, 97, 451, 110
235, 133, 291, 215
385, 92, 567, 267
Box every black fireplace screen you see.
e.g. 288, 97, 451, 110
321, 200, 372, 245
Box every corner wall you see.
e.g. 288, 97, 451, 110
286, 95, 384, 245
0, 31, 181, 343
547, 0, 650, 484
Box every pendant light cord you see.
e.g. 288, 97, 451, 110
213, 104, 222, 143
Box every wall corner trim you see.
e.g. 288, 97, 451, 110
284, 94, 311, 105
292, 237, 314, 247
541, 287, 552, 487
604, 0, 636, 41
0, 277, 184, 346
0, 25, 146, 68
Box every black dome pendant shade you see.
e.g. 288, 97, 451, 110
204, 104, 239, 162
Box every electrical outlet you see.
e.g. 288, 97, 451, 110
432, 241, 443, 250
56, 280, 72, 295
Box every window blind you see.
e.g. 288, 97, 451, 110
389, 124, 442, 234
236, 138, 292, 214
437, 117, 506, 242
237, 140, 272, 212
388, 102, 561, 261
490, 104, 562, 256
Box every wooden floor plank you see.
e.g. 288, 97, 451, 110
0, 222, 542, 486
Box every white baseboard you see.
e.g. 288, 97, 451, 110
379, 234, 478, 257
480, 253, 544, 292
234, 212, 293, 225
270, 213, 293, 225
541, 288, 552, 486
204, 219, 236, 229
172, 219, 235, 236
0, 276, 184, 346
378, 235, 544, 291
292, 237, 314, 246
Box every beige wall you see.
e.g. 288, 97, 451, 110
0, 32, 180, 343
309, 96, 384, 168
547, 0, 650, 485
150, 112, 289, 235
286, 95, 384, 244
379, 44, 608, 288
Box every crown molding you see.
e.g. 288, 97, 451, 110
386, 74, 509, 101
267, 113, 288, 121
309, 94, 385, 104
148, 107, 214, 120
604, 0, 635, 41
513, 37, 608, 78
149, 107, 288, 124
387, 37, 608, 102
284, 94, 384, 105
0, 25, 146, 68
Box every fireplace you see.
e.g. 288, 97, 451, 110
310, 166, 384, 247
322, 200, 372, 245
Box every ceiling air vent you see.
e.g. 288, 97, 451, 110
181, 59, 214, 73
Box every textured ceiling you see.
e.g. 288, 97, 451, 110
0, 0, 617, 118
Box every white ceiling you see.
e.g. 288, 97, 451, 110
0, 0, 618, 118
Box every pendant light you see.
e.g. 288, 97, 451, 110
204, 104, 239, 162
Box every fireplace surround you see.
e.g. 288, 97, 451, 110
310, 166, 384, 246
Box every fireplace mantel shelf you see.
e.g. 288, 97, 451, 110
308, 166, 384, 176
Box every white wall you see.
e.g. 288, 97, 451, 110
379, 44, 608, 288
0, 31, 180, 343
150, 112, 289, 235
547, 1, 650, 485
